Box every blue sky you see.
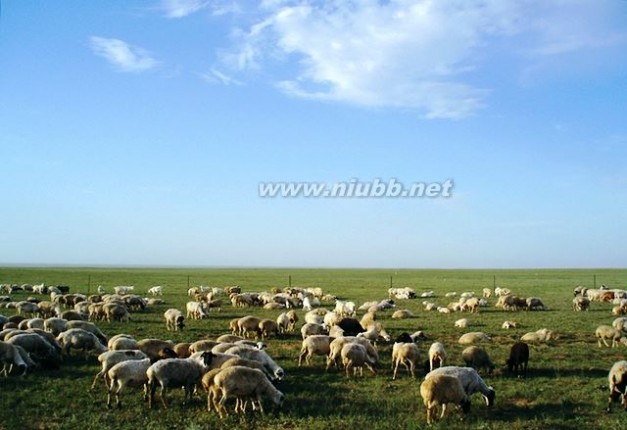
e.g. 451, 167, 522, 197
1, 0, 626, 268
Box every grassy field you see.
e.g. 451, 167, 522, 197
1, 267, 627, 430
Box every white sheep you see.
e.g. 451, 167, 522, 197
147, 286, 163, 296
420, 374, 471, 424
426, 366, 496, 407
91, 349, 149, 390
458, 332, 491, 345
107, 358, 151, 408
56, 328, 108, 358
163, 308, 185, 331
392, 342, 420, 379
391, 309, 414, 319
327, 336, 379, 370
213, 365, 284, 418
301, 322, 327, 339
146, 351, 213, 408
612, 317, 627, 333
299, 335, 333, 367
223, 345, 284, 381
461, 346, 495, 374
596, 325, 623, 348
186, 301, 208, 320
107, 334, 138, 351
607, 360, 627, 412
341, 342, 376, 377
0, 341, 28, 376
455, 318, 469, 328
428, 342, 447, 372
501, 320, 517, 329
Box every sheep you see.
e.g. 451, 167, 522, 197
304, 310, 325, 325
213, 366, 285, 418
223, 345, 284, 381
106, 358, 152, 408
327, 336, 379, 370
428, 342, 447, 372
341, 342, 376, 377
573, 296, 591, 311
391, 309, 414, 319
482, 288, 492, 298
5, 332, 62, 369
286, 310, 298, 332
420, 374, 471, 424
189, 339, 221, 354
392, 342, 420, 379
108, 334, 138, 351
458, 332, 491, 345
596, 325, 623, 348
299, 335, 333, 367
455, 318, 469, 328
186, 301, 208, 320
336, 317, 366, 336
258, 319, 279, 339
276, 312, 290, 334
525, 297, 546, 311
237, 315, 263, 339
612, 317, 627, 333
146, 351, 213, 408
0, 341, 28, 376
91, 349, 149, 390
426, 366, 496, 407
501, 320, 517, 329
102, 302, 131, 323
607, 360, 627, 412
137, 339, 176, 363
147, 286, 163, 296
163, 308, 185, 331
301, 322, 327, 339
64, 320, 107, 345
506, 342, 529, 378
359, 311, 377, 329
56, 328, 108, 358
462, 346, 495, 374
520, 328, 556, 343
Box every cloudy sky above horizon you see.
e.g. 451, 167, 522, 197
1, 0, 626, 268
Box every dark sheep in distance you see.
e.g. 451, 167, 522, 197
506, 341, 529, 378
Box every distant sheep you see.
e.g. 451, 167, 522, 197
458, 332, 491, 345
525, 297, 546, 311
341, 342, 376, 377
501, 320, 517, 329
520, 328, 556, 343
455, 318, 469, 328
572, 296, 590, 311
163, 309, 185, 331
426, 366, 496, 407
596, 325, 623, 348
299, 335, 333, 367
419, 374, 471, 424
392, 342, 420, 379
428, 342, 447, 372
391, 309, 414, 319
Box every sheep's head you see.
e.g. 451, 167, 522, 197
394, 332, 413, 344
199, 350, 214, 366
273, 368, 285, 381
484, 388, 496, 407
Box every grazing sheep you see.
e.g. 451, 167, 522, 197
336, 317, 366, 336
506, 342, 529, 378
301, 322, 327, 339
237, 316, 263, 339
482, 288, 492, 298
146, 351, 213, 408
455, 318, 469, 328
426, 366, 496, 407
458, 332, 491, 345
462, 346, 495, 374
147, 286, 163, 296
43, 317, 67, 336
341, 342, 376, 377
299, 335, 333, 367
57, 328, 108, 358
186, 301, 208, 320
91, 349, 149, 390
107, 334, 138, 351
596, 325, 623, 348
107, 358, 151, 408
612, 317, 627, 334
428, 342, 447, 372
0, 341, 28, 376
137, 339, 176, 363
5, 332, 62, 369
501, 320, 517, 329
174, 342, 191, 358
327, 336, 379, 370
64, 320, 108, 345
525, 297, 546, 311
163, 309, 185, 331
420, 374, 471, 424
222, 346, 284, 381
607, 360, 627, 412
573, 296, 591, 311
258, 319, 279, 339
213, 366, 284, 418
189, 339, 221, 354
392, 342, 420, 379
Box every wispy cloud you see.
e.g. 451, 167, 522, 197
160, 0, 211, 18
199, 68, 243, 86
90, 37, 160, 73
220, 0, 626, 119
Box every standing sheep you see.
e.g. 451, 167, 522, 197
428, 342, 447, 372
163, 309, 185, 331
607, 360, 627, 412
462, 346, 495, 374
341, 342, 376, 377
596, 325, 623, 348
106, 358, 152, 408
392, 342, 420, 379
506, 342, 529, 378
56, 328, 108, 358
426, 366, 496, 407
419, 374, 471, 424
299, 335, 333, 367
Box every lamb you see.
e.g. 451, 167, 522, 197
607, 360, 627, 412
419, 374, 471, 424
341, 342, 376, 377
462, 346, 495, 374
426, 366, 496, 407
106, 358, 152, 408
91, 349, 149, 390
56, 328, 108, 358
428, 342, 447, 372
0, 341, 28, 376
506, 342, 529, 378
458, 332, 491, 345
146, 351, 213, 408
596, 325, 623, 348
223, 345, 284, 381
299, 335, 333, 367
392, 342, 420, 379
213, 366, 285, 418
163, 308, 185, 331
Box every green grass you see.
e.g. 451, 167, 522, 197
1, 267, 627, 430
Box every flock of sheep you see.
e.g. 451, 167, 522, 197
1, 280, 627, 425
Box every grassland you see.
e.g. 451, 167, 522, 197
1, 267, 626, 430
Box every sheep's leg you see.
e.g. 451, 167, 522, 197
392, 360, 400, 380
255, 393, 265, 415
298, 348, 307, 367
217, 392, 229, 418
440, 403, 447, 419
160, 386, 169, 409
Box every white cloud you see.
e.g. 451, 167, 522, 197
224, 0, 627, 119
199, 68, 243, 85
160, 0, 211, 18
90, 37, 160, 73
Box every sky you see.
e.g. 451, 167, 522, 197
1, 0, 626, 269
